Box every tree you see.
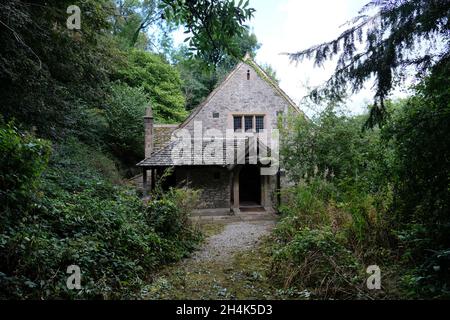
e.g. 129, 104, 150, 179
0, 0, 116, 139
260, 63, 279, 84
287, 0, 450, 127
104, 83, 149, 164
111, 0, 256, 62
112, 0, 175, 51
115, 49, 187, 122
162, 0, 256, 66
173, 30, 260, 110
281, 105, 384, 188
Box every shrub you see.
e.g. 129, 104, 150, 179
0, 122, 51, 212
147, 188, 200, 238
145, 188, 202, 261
381, 61, 450, 297
43, 137, 122, 192
0, 131, 201, 299
276, 105, 395, 298
271, 227, 362, 299
277, 179, 350, 241
279, 178, 334, 229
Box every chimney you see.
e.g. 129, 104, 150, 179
144, 106, 153, 158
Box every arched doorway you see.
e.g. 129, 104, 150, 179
239, 165, 261, 206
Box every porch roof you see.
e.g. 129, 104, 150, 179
136, 138, 276, 168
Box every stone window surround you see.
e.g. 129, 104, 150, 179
228, 112, 270, 134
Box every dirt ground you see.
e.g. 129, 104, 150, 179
192, 220, 275, 261
142, 218, 292, 300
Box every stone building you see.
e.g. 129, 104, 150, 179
137, 55, 303, 214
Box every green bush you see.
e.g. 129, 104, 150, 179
276, 105, 395, 298
146, 188, 202, 260
0, 122, 51, 212
0, 127, 201, 299
277, 179, 337, 237
271, 227, 362, 299
380, 60, 450, 298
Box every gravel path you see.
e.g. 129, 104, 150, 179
192, 220, 276, 261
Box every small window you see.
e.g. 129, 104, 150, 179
247, 70, 250, 80
256, 116, 264, 132
244, 116, 253, 132
213, 112, 219, 118
233, 116, 242, 132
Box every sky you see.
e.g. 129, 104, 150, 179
172, 0, 411, 117
247, 0, 374, 116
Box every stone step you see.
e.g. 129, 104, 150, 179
190, 212, 278, 224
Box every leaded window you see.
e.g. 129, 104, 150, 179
233, 116, 242, 132
244, 116, 253, 132
255, 116, 264, 132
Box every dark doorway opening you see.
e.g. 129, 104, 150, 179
239, 165, 261, 206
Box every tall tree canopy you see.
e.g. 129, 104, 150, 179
288, 0, 450, 126
0, 0, 255, 137
115, 49, 187, 122
173, 29, 260, 110
162, 0, 255, 66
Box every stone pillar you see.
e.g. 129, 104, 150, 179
142, 168, 148, 196
151, 169, 156, 192
144, 106, 154, 158
261, 173, 266, 207
144, 106, 153, 195
232, 168, 240, 214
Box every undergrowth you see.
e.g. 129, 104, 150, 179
0, 124, 201, 299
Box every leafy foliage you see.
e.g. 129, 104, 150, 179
0, 0, 259, 300
277, 68, 449, 297
281, 105, 389, 194
272, 226, 362, 299
382, 57, 450, 297
147, 188, 200, 238
0, 122, 51, 212
112, 0, 172, 50
104, 83, 149, 165
173, 30, 260, 110
115, 49, 187, 122
161, 0, 255, 66
288, 0, 450, 126
0, 126, 201, 299
0, 0, 116, 139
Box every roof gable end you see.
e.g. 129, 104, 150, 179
179, 56, 303, 129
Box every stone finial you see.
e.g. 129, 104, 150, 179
145, 105, 153, 118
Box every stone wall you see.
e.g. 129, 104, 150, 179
182, 62, 297, 134
176, 167, 231, 209
144, 60, 303, 212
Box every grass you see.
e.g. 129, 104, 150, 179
143, 220, 406, 300
142, 230, 303, 300
140, 220, 404, 300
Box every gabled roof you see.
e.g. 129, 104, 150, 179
243, 56, 303, 115
178, 55, 304, 129
137, 137, 277, 168
138, 55, 302, 167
